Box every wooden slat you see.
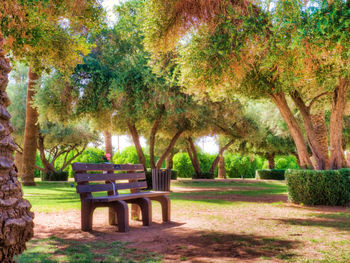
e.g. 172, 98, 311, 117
76, 181, 147, 193
72, 162, 144, 172
89, 191, 170, 202
74, 172, 146, 182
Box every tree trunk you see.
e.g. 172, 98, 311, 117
311, 113, 329, 169
21, 67, 39, 186
210, 139, 234, 174
0, 35, 34, 262
155, 129, 183, 169
329, 78, 349, 169
186, 137, 201, 177
127, 123, 147, 171
14, 151, 23, 176
104, 130, 113, 160
166, 151, 174, 169
270, 92, 313, 169
218, 154, 226, 179
266, 153, 275, 169
149, 117, 161, 169
37, 133, 55, 174
290, 91, 329, 170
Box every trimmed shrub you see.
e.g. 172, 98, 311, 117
339, 168, 350, 177
256, 169, 285, 180
192, 172, 215, 179
285, 169, 350, 206
171, 170, 178, 180
41, 171, 69, 181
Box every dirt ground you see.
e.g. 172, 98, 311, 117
33, 186, 350, 263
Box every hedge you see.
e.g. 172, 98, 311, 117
255, 169, 285, 180
285, 169, 350, 206
41, 171, 69, 181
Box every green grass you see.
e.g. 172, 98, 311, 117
15, 236, 162, 263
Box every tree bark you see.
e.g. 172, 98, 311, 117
329, 78, 349, 169
149, 117, 161, 169
266, 153, 275, 169
37, 133, 55, 174
270, 92, 313, 169
0, 35, 34, 262
218, 154, 226, 179
14, 151, 23, 176
166, 151, 174, 169
104, 130, 113, 160
21, 67, 39, 186
310, 113, 329, 169
290, 91, 329, 170
127, 123, 147, 171
186, 137, 201, 177
210, 139, 234, 174
155, 129, 183, 169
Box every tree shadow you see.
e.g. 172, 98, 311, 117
30, 221, 302, 262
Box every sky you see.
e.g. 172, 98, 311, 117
100, 0, 219, 154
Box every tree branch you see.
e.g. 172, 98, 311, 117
307, 92, 332, 110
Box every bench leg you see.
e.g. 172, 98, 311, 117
127, 198, 152, 226
81, 201, 95, 231
150, 195, 171, 222
111, 201, 129, 232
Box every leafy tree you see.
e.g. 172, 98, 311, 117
144, 0, 349, 170
0, 1, 102, 259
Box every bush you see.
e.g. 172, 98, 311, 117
41, 171, 69, 181
339, 168, 350, 177
192, 172, 215, 179
275, 155, 299, 169
256, 169, 285, 180
285, 169, 350, 206
113, 146, 150, 168
171, 170, 178, 180
225, 153, 264, 178
173, 153, 194, 178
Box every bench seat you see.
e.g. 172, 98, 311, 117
90, 191, 169, 202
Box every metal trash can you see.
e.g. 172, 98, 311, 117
151, 169, 171, 191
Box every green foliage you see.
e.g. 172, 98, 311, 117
173, 152, 194, 178
192, 172, 215, 180
198, 153, 216, 173
113, 146, 150, 168
35, 152, 43, 178
256, 170, 285, 180
275, 155, 299, 170
225, 153, 264, 178
285, 169, 350, 206
41, 171, 68, 182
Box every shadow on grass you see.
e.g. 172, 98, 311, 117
17, 226, 302, 263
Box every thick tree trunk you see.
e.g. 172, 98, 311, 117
21, 67, 39, 186
290, 91, 329, 170
266, 153, 275, 169
210, 139, 234, 174
270, 92, 313, 169
37, 133, 55, 174
155, 129, 183, 169
218, 154, 226, 179
127, 123, 147, 171
166, 151, 174, 169
186, 137, 201, 176
0, 35, 34, 262
104, 130, 113, 160
149, 117, 161, 169
329, 78, 349, 169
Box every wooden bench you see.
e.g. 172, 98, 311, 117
72, 162, 170, 232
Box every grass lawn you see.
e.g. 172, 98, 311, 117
17, 179, 350, 262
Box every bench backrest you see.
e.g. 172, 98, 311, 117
72, 162, 147, 198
